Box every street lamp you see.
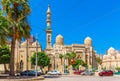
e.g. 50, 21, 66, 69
54, 52, 55, 70
64, 48, 66, 74
26, 39, 28, 71
35, 33, 38, 77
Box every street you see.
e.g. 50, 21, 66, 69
44, 75, 120, 81
0, 75, 120, 81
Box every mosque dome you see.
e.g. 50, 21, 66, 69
107, 47, 115, 54
56, 34, 64, 45
84, 37, 92, 46
103, 55, 107, 60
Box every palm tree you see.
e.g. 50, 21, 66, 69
65, 53, 73, 65
2, 0, 31, 76
0, 10, 10, 46
96, 57, 102, 65
64, 52, 77, 65
71, 51, 76, 59
59, 54, 63, 65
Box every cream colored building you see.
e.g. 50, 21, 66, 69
45, 5, 97, 72
0, 36, 42, 72
102, 47, 120, 70
8, 36, 42, 72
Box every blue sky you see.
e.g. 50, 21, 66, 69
29, 0, 120, 54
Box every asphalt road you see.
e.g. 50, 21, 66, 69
44, 75, 120, 81
0, 75, 120, 81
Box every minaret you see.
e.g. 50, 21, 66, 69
46, 4, 52, 49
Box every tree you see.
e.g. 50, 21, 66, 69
72, 59, 88, 70
1, 0, 31, 76
71, 51, 76, 59
59, 54, 63, 65
30, 52, 50, 72
0, 46, 10, 73
65, 52, 76, 65
115, 67, 120, 71
96, 57, 102, 65
82, 62, 88, 68
65, 53, 73, 65
0, 10, 10, 46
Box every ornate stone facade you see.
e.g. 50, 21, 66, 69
9, 35, 42, 72
102, 47, 120, 70
45, 5, 97, 72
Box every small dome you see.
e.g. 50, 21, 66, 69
32, 41, 41, 47
84, 36, 92, 46
32, 41, 37, 45
21, 41, 27, 46
103, 55, 107, 59
107, 47, 115, 54
56, 34, 64, 45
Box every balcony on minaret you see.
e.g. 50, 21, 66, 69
46, 26, 51, 30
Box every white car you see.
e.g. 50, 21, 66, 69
47, 70, 61, 75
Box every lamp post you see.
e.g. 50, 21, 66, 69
54, 52, 55, 70
64, 49, 66, 74
26, 39, 28, 71
35, 33, 38, 77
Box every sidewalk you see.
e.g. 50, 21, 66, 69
0, 75, 44, 81
0, 74, 9, 79
114, 75, 120, 78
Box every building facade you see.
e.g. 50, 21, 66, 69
45, 5, 97, 72
102, 47, 120, 70
9, 36, 42, 72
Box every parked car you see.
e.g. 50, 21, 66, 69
64, 70, 70, 75
74, 70, 84, 75
47, 70, 61, 75
98, 70, 113, 76
81, 70, 94, 75
35, 69, 44, 75
20, 70, 41, 76
114, 71, 120, 75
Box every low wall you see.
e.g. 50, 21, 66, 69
0, 64, 4, 73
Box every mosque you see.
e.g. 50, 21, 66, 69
44, 5, 98, 71
102, 47, 120, 70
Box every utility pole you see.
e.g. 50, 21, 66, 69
35, 33, 38, 77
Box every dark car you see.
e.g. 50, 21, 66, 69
98, 70, 113, 76
74, 70, 84, 75
20, 70, 41, 76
